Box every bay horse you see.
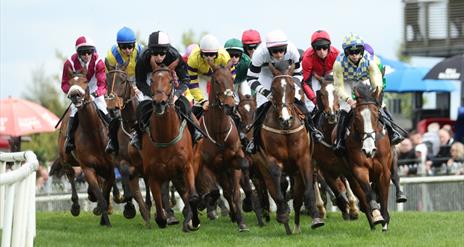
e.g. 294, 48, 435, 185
197, 62, 249, 232
139, 60, 200, 232
254, 62, 323, 235
58, 70, 115, 227
312, 77, 359, 220
237, 92, 271, 226
342, 82, 392, 231
106, 66, 151, 225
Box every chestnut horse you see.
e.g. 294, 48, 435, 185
312, 77, 359, 220
106, 66, 151, 225
342, 82, 392, 231
139, 61, 200, 232
255, 62, 323, 235
197, 62, 249, 232
58, 71, 115, 227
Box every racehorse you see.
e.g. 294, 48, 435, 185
58, 70, 115, 227
312, 77, 359, 220
254, 61, 324, 235
342, 82, 392, 231
197, 61, 249, 232
139, 60, 200, 232
106, 65, 151, 225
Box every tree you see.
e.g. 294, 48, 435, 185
181, 29, 208, 50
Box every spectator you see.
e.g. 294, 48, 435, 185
36, 164, 49, 190
409, 130, 428, 175
426, 128, 455, 175
397, 138, 419, 175
447, 142, 464, 175
422, 122, 440, 156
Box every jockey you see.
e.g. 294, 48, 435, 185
224, 38, 252, 95
301, 30, 340, 112
241, 29, 261, 58
332, 33, 404, 154
133, 31, 202, 149
104, 26, 143, 154
245, 30, 324, 154
61, 36, 116, 154
187, 34, 235, 115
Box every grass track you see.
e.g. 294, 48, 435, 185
34, 211, 464, 247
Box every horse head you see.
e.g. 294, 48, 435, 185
150, 57, 177, 115
67, 66, 89, 108
106, 63, 131, 100
208, 60, 235, 115
237, 92, 256, 135
353, 81, 381, 158
318, 73, 339, 124
269, 61, 296, 129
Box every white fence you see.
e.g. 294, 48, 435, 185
0, 151, 39, 247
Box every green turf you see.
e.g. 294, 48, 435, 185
32, 211, 464, 247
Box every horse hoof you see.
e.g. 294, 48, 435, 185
311, 218, 325, 229
167, 216, 180, 225
113, 194, 126, 204
396, 193, 407, 203
238, 224, 249, 232
349, 213, 359, 220
188, 220, 201, 231
382, 223, 389, 232
284, 223, 292, 235
123, 203, 136, 219
207, 210, 218, 220
372, 210, 384, 225
155, 218, 167, 228
276, 213, 289, 224
88, 192, 97, 203
93, 206, 102, 216
242, 197, 253, 213
70, 204, 80, 217
293, 225, 301, 234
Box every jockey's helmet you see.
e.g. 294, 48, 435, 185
242, 29, 261, 45
75, 36, 95, 52
342, 33, 365, 54
311, 30, 331, 49
200, 34, 220, 53
266, 30, 288, 48
224, 38, 244, 53
117, 27, 136, 44
148, 31, 170, 50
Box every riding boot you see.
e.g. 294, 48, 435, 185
294, 99, 324, 143
333, 111, 348, 156
231, 113, 248, 146
103, 113, 119, 153
130, 124, 143, 150
64, 116, 78, 154
245, 102, 271, 154
176, 96, 203, 144
380, 107, 404, 145
187, 112, 203, 144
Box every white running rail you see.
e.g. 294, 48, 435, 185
0, 151, 39, 247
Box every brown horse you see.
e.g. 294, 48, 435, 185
197, 62, 249, 232
254, 62, 323, 235
311, 77, 359, 220
106, 66, 151, 225
139, 60, 200, 232
342, 82, 392, 231
58, 71, 115, 227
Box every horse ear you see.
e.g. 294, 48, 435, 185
268, 63, 281, 76
225, 59, 234, 71
150, 55, 159, 71
287, 63, 295, 76
167, 58, 179, 71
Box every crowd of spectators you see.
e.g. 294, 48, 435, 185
396, 122, 464, 177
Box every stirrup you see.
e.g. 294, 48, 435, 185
312, 130, 324, 143
193, 130, 203, 143
245, 141, 257, 154
390, 133, 404, 145
105, 140, 118, 154
130, 133, 141, 150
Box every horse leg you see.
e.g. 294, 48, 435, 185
299, 157, 324, 229
353, 166, 384, 226
162, 181, 179, 225
313, 181, 326, 219
239, 166, 253, 213
184, 161, 201, 231
292, 175, 305, 235
144, 177, 152, 212
346, 173, 376, 230
148, 178, 167, 228
65, 169, 80, 217
391, 149, 407, 203
82, 167, 111, 227
128, 172, 150, 227
342, 176, 360, 220
102, 170, 115, 223
250, 175, 266, 226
